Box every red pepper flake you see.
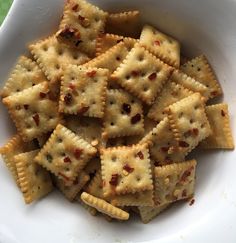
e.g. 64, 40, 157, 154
154, 40, 160, 46
180, 169, 192, 183
74, 148, 83, 159
131, 70, 139, 76
64, 156, 71, 163
179, 140, 189, 147
123, 164, 134, 173
58, 172, 70, 181
161, 147, 169, 152
192, 128, 199, 136
72, 3, 79, 11
182, 189, 187, 197
78, 106, 89, 114
109, 174, 119, 186
189, 198, 195, 206
39, 92, 46, 98
64, 93, 73, 105
78, 15, 85, 21
211, 91, 218, 96
122, 103, 131, 114
137, 151, 144, 159
33, 114, 40, 126
23, 104, 29, 110
69, 83, 76, 90
221, 110, 225, 117
148, 72, 157, 80
87, 70, 96, 77
131, 113, 141, 124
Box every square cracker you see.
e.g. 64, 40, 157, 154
2, 82, 61, 142
29, 35, 90, 82
140, 117, 185, 165
65, 115, 102, 148
111, 43, 173, 105
54, 171, 90, 201
59, 65, 109, 118
138, 203, 170, 224
83, 42, 130, 73
0, 56, 46, 98
154, 159, 197, 206
170, 69, 208, 99
148, 81, 193, 123
86, 170, 154, 207
0, 135, 38, 186
100, 143, 153, 197
57, 0, 108, 55
96, 33, 137, 56
180, 55, 222, 98
165, 93, 212, 155
105, 11, 141, 38
35, 124, 97, 184
80, 192, 129, 220
15, 150, 53, 204
200, 103, 234, 149
140, 25, 180, 68
102, 89, 144, 139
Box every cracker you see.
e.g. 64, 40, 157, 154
2, 82, 61, 142
80, 192, 129, 220
0, 135, 38, 185
96, 33, 137, 56
15, 150, 53, 204
102, 89, 144, 139
200, 103, 234, 149
140, 25, 180, 68
65, 115, 102, 148
59, 65, 109, 118
83, 42, 130, 73
140, 118, 185, 165
111, 44, 173, 105
170, 69, 208, 98
29, 35, 90, 82
0, 56, 46, 98
148, 81, 193, 123
138, 203, 170, 223
100, 143, 153, 197
54, 171, 90, 201
105, 11, 141, 38
77, 196, 98, 216
86, 170, 154, 207
35, 124, 97, 184
180, 55, 222, 98
154, 160, 197, 206
165, 93, 212, 155
56, 0, 108, 55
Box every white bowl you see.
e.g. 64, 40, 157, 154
0, 0, 236, 242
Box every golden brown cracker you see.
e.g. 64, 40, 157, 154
140, 25, 180, 67
2, 82, 61, 142
154, 160, 197, 206
35, 124, 97, 184
15, 150, 53, 204
200, 103, 234, 149
59, 65, 109, 118
100, 143, 153, 197
111, 44, 173, 104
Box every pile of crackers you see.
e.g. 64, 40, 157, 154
0, 0, 234, 223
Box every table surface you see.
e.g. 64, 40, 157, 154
0, 0, 13, 25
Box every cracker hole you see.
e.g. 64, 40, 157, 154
15, 105, 21, 110
143, 85, 149, 92
190, 119, 194, 124
136, 176, 141, 182
126, 75, 130, 80
43, 45, 48, 51
131, 99, 135, 104
58, 138, 63, 143
179, 112, 183, 118
201, 123, 205, 128
138, 55, 144, 61
194, 105, 199, 110
111, 156, 117, 162
16, 89, 20, 92
57, 49, 63, 55
141, 72, 146, 77
73, 54, 78, 60
55, 64, 60, 70
61, 152, 66, 157
110, 122, 115, 126
38, 186, 41, 190
116, 56, 121, 61
94, 17, 99, 22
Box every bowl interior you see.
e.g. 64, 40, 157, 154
0, 0, 235, 243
